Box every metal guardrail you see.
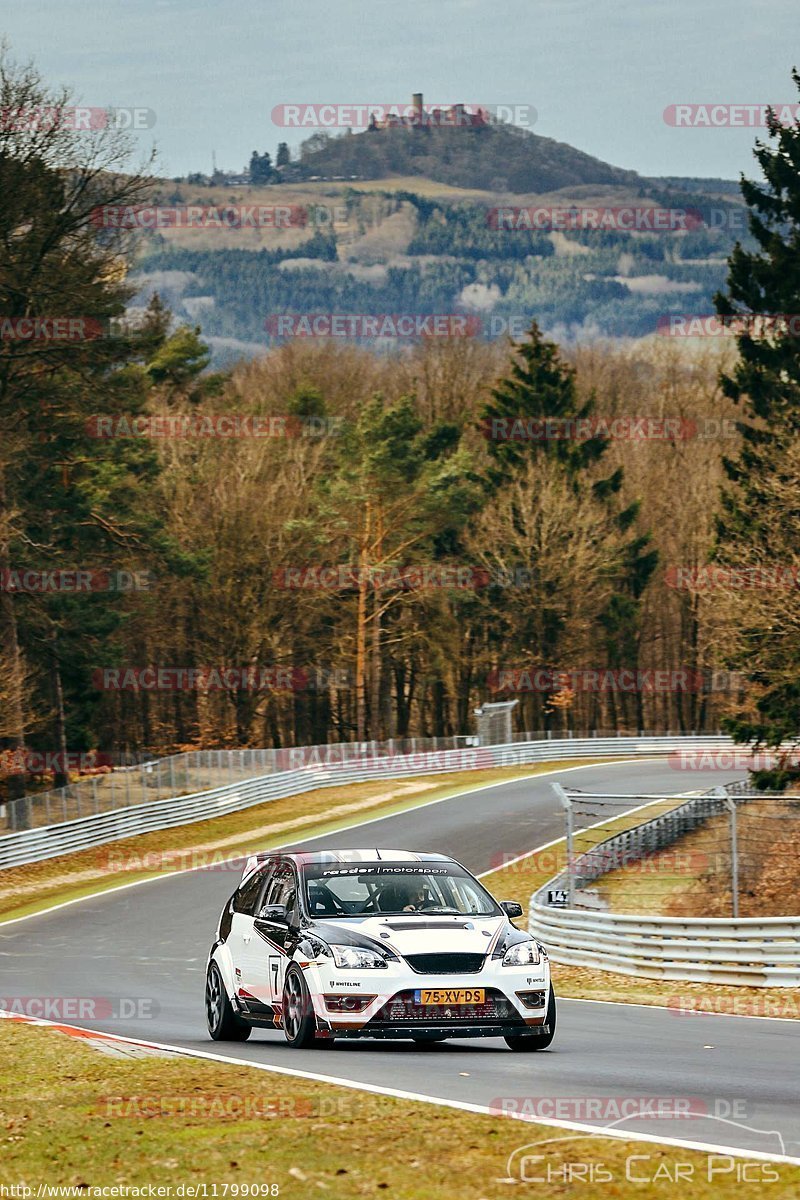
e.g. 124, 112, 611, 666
0, 733, 738, 870
528, 905, 800, 987
1, 728, 716, 834
529, 784, 800, 987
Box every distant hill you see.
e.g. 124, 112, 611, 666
646, 176, 742, 197
293, 123, 642, 194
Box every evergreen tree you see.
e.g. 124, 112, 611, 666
481, 322, 611, 483
0, 48, 166, 806
478, 323, 657, 728
714, 72, 800, 781
249, 151, 274, 185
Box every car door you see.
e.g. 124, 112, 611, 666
252, 861, 299, 1008
228, 862, 274, 1011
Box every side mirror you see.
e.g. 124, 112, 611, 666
258, 903, 289, 923
500, 900, 523, 919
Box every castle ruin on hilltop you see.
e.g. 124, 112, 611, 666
367, 92, 490, 131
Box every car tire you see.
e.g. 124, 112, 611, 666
206, 961, 251, 1041
282, 965, 318, 1048
504, 984, 556, 1051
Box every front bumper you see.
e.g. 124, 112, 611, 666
306, 958, 550, 1039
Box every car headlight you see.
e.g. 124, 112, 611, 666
330, 944, 388, 969
502, 940, 541, 967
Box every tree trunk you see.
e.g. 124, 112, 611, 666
49, 626, 70, 789
355, 503, 371, 741
0, 469, 29, 827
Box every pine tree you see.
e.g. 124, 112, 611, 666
0, 48, 167, 806
714, 72, 800, 780
478, 323, 657, 729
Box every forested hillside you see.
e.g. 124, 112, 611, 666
135, 184, 746, 362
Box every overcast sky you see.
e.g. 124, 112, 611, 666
4, 0, 799, 180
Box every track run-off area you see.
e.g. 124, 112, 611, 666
2, 759, 798, 1163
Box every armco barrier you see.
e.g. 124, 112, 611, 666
0, 734, 738, 870
528, 904, 800, 987
529, 785, 800, 987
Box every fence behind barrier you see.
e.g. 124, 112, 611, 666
529, 783, 800, 986
0, 733, 738, 869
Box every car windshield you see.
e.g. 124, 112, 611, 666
302, 862, 501, 918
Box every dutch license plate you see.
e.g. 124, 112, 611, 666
414, 988, 485, 1005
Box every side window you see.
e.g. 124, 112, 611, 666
234, 865, 272, 915
264, 864, 297, 916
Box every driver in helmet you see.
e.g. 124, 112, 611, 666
379, 878, 428, 912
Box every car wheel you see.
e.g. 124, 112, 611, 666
206, 961, 251, 1041
282, 965, 318, 1048
504, 985, 556, 1051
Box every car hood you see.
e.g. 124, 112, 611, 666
309, 913, 508, 958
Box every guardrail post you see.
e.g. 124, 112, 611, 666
552, 783, 574, 906
722, 789, 739, 919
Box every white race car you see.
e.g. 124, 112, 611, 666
205, 849, 555, 1050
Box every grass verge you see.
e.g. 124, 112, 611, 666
0, 759, 613, 925
1, 1021, 796, 1197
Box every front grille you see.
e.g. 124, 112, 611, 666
403, 952, 485, 974
370, 989, 519, 1025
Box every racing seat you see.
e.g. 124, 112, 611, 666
307, 883, 341, 915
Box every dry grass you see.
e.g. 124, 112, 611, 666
2, 1021, 796, 1197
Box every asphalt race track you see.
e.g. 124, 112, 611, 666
2, 759, 798, 1159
